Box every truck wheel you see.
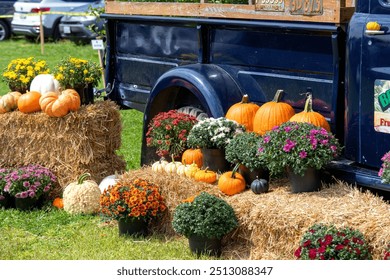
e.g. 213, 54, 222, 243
0, 20, 10, 41
177, 106, 208, 120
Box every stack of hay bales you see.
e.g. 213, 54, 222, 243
120, 167, 390, 260
0, 100, 126, 193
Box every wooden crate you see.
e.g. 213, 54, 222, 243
105, 0, 355, 24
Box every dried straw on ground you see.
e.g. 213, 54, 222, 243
120, 167, 390, 260
0, 100, 126, 193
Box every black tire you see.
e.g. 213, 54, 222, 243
0, 20, 11, 41
51, 23, 62, 42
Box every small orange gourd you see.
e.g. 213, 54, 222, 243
52, 197, 64, 209
181, 148, 203, 168
17, 90, 42, 113
218, 164, 246, 196
194, 168, 217, 184
289, 94, 331, 131
225, 94, 260, 131
253, 89, 295, 135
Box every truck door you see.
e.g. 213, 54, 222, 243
345, 0, 390, 168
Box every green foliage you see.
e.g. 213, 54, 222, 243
294, 224, 372, 260
225, 131, 265, 171
172, 192, 238, 239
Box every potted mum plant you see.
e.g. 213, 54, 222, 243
378, 150, 390, 184
258, 121, 341, 193
187, 117, 245, 172
100, 178, 167, 237
2, 164, 57, 210
172, 192, 238, 257
0, 168, 13, 209
2, 57, 50, 92
53, 56, 102, 104
294, 223, 372, 260
146, 110, 198, 159
225, 131, 268, 186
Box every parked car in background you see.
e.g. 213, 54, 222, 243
11, 0, 101, 41
59, 1, 104, 43
0, 0, 16, 41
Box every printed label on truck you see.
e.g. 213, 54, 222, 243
290, 0, 323, 16
374, 79, 390, 133
255, 0, 285, 12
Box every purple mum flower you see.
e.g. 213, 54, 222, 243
299, 150, 307, 159
283, 139, 296, 152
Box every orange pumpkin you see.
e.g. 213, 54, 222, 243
181, 148, 203, 168
40, 89, 81, 117
289, 94, 331, 131
253, 89, 295, 135
225, 94, 260, 131
52, 197, 64, 209
194, 168, 217, 184
17, 90, 42, 113
218, 164, 246, 195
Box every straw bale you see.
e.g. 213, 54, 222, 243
118, 167, 390, 260
0, 101, 126, 193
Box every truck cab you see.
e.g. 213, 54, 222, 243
102, 0, 390, 192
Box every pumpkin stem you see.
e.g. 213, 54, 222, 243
303, 94, 314, 113
77, 173, 91, 184
241, 94, 249, 103
231, 163, 240, 179
272, 89, 285, 103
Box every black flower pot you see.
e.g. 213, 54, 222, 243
188, 235, 222, 257
74, 83, 94, 105
0, 193, 15, 209
287, 167, 321, 193
201, 148, 230, 173
239, 165, 270, 188
14, 197, 42, 211
118, 218, 148, 237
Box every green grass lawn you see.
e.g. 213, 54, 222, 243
0, 38, 206, 260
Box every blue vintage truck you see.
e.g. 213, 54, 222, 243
101, 0, 390, 192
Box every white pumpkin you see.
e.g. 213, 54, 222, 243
98, 174, 119, 193
164, 161, 183, 174
30, 74, 61, 96
176, 164, 187, 176
63, 173, 101, 214
151, 158, 169, 173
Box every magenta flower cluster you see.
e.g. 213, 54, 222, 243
294, 224, 372, 260
0, 165, 57, 200
258, 121, 341, 177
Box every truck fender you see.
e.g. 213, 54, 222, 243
141, 64, 243, 165
145, 64, 243, 119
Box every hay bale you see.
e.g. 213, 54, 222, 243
119, 167, 390, 260
0, 100, 126, 193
